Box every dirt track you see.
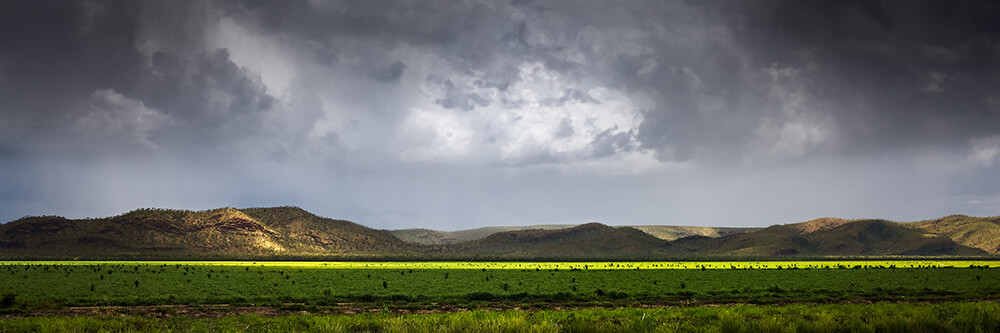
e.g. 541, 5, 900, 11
6, 294, 994, 318
0, 300, 864, 318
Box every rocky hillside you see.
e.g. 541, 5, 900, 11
0, 207, 417, 258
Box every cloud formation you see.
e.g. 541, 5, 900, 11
1, 0, 999, 229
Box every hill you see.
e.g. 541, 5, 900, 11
389, 225, 577, 245
0, 207, 417, 259
627, 225, 762, 241
910, 215, 1000, 254
436, 223, 669, 259
2, 207, 998, 259
664, 218, 987, 256
391, 225, 759, 245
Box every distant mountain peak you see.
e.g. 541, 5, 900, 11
793, 217, 856, 234
570, 222, 610, 230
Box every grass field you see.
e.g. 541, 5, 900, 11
2, 301, 999, 332
1, 260, 999, 310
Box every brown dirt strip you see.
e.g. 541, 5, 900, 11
6, 303, 736, 319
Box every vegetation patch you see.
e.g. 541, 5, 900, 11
2, 301, 999, 332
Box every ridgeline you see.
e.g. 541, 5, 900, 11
1, 207, 998, 260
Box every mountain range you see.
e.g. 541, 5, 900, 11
1, 207, 998, 259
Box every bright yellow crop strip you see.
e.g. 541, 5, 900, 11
1, 260, 998, 269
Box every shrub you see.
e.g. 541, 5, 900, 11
0, 292, 17, 308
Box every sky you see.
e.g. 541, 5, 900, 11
1, 0, 999, 230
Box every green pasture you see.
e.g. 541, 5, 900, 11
1, 261, 999, 309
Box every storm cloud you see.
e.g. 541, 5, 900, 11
1, 0, 999, 229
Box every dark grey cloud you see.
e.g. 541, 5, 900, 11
475, 0, 1000, 164
428, 76, 490, 111
0, 1, 287, 157
225, 1, 481, 46
686, 0, 1000, 159
0, 0, 144, 132
553, 117, 574, 139
369, 61, 407, 83
131, 49, 277, 150
2, 0, 999, 228
590, 127, 637, 159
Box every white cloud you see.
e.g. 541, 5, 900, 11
209, 18, 298, 98
394, 59, 651, 172
397, 107, 474, 163
969, 135, 1000, 166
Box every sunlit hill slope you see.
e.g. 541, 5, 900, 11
1, 207, 998, 259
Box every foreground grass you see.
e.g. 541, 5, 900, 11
2, 301, 999, 332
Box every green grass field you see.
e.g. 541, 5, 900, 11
2, 302, 999, 332
2, 261, 999, 309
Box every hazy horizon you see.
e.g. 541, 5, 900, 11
2, 1, 999, 229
